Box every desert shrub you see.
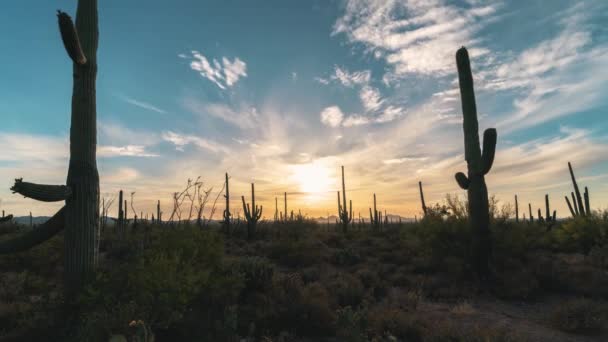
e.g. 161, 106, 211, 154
332, 246, 361, 266
72, 227, 229, 340
356, 267, 379, 289
266, 238, 323, 268
549, 298, 608, 334
366, 307, 423, 341
235, 256, 274, 293
328, 273, 365, 307
335, 306, 367, 342
553, 216, 607, 254
589, 244, 608, 269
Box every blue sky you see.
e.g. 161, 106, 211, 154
1, 0, 607, 219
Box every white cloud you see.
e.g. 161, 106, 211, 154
188, 51, 247, 89
161, 131, 229, 154
118, 95, 167, 114
98, 145, 158, 158
320, 106, 344, 127
333, 0, 499, 77
359, 86, 384, 111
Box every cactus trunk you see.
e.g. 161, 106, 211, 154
454, 47, 496, 278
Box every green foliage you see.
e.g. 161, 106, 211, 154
235, 256, 274, 293
73, 227, 228, 339
335, 306, 367, 342
553, 215, 607, 253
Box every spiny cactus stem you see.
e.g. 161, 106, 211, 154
0, 207, 66, 253
419, 181, 427, 216
11, 179, 72, 202
57, 10, 87, 65
568, 162, 586, 216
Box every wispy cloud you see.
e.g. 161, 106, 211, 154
186, 51, 247, 89
161, 131, 229, 154
333, 0, 499, 78
182, 98, 258, 129
98, 145, 158, 158
118, 95, 167, 114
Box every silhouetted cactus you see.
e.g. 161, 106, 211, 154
369, 193, 380, 231
157, 200, 162, 224
337, 166, 353, 233
223, 173, 232, 230
565, 162, 591, 217
454, 47, 497, 278
0, 1, 100, 296
242, 183, 262, 240
514, 195, 519, 223
528, 203, 534, 223
538, 194, 557, 230
419, 181, 427, 217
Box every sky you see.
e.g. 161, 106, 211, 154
1, 0, 607, 219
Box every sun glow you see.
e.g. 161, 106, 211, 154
290, 161, 333, 198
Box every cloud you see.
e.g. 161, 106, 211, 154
316, 66, 371, 87
98, 145, 158, 158
333, 0, 499, 77
118, 95, 167, 114
161, 131, 229, 154
320, 106, 344, 127
182, 98, 258, 129
359, 86, 384, 111
0, 133, 67, 163
187, 51, 247, 89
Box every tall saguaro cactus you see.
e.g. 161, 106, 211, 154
337, 166, 352, 232
223, 172, 231, 229
0, 0, 100, 296
454, 47, 497, 278
242, 183, 262, 240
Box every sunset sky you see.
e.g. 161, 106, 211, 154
1, 0, 607, 219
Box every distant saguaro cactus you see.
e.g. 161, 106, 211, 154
242, 183, 262, 240
0, 0, 100, 296
223, 172, 231, 230
565, 162, 591, 217
337, 166, 353, 233
369, 193, 380, 231
419, 181, 427, 217
454, 47, 497, 278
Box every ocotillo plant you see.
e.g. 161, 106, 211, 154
223, 173, 231, 230
0, 1, 100, 296
565, 162, 591, 217
242, 183, 262, 240
337, 166, 353, 232
453, 47, 497, 277
419, 181, 427, 217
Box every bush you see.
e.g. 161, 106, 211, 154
235, 256, 274, 293
549, 298, 608, 334
73, 227, 228, 340
328, 273, 365, 307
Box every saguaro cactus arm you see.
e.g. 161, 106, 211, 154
57, 10, 87, 65
455, 172, 470, 190
11, 178, 72, 202
0, 207, 66, 254
565, 196, 576, 217
0, 215, 13, 223
480, 128, 497, 175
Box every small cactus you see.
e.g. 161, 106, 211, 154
337, 166, 352, 232
565, 162, 591, 217
242, 183, 262, 240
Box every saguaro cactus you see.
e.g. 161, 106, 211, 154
565, 162, 591, 217
223, 172, 231, 229
453, 47, 497, 278
419, 181, 427, 217
0, 0, 100, 296
242, 183, 262, 240
369, 193, 380, 231
337, 166, 353, 232
514, 195, 519, 223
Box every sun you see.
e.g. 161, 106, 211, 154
290, 161, 333, 196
